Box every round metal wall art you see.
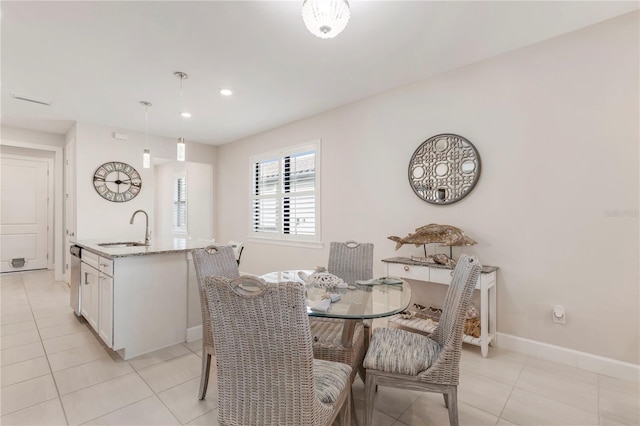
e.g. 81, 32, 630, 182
408, 134, 481, 205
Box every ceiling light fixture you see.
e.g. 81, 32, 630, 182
140, 101, 152, 169
302, 0, 350, 39
174, 71, 189, 162
220, 88, 233, 97
174, 71, 191, 118
177, 137, 186, 162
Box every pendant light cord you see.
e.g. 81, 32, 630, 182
145, 104, 149, 148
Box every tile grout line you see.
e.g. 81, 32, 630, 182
596, 373, 601, 424
29, 271, 73, 426
0, 271, 70, 425
129, 355, 184, 425
495, 354, 529, 424
82, 341, 207, 425
31, 271, 143, 426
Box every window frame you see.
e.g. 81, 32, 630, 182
249, 140, 322, 247
173, 172, 188, 235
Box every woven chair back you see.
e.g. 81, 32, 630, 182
328, 240, 374, 282
430, 254, 481, 349
204, 275, 332, 425
192, 245, 240, 350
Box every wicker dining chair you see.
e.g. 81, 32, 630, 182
192, 245, 239, 400
310, 241, 374, 383
203, 275, 352, 426
362, 254, 481, 426
328, 240, 374, 282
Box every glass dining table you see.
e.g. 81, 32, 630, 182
260, 270, 412, 347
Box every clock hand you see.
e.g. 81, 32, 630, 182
104, 178, 132, 183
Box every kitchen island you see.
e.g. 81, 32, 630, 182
75, 238, 214, 360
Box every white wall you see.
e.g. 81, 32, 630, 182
74, 122, 217, 241
216, 12, 639, 364
1, 126, 65, 147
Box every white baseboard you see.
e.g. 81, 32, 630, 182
186, 325, 203, 343
185, 327, 639, 382
496, 332, 640, 382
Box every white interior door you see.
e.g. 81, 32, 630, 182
1, 156, 49, 272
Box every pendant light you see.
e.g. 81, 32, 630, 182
177, 137, 186, 162
174, 71, 189, 162
140, 101, 152, 168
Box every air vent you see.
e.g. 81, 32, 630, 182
11, 92, 52, 106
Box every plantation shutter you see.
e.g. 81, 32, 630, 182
251, 144, 318, 241
173, 174, 187, 232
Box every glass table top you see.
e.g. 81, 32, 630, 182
260, 270, 412, 319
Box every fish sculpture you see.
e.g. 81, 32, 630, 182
388, 223, 477, 250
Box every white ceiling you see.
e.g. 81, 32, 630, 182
1, 1, 637, 146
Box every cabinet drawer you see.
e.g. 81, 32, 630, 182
430, 267, 482, 289
387, 263, 429, 281
82, 251, 100, 270
98, 257, 113, 277
429, 267, 455, 285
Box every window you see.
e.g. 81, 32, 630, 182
251, 141, 320, 243
173, 173, 187, 234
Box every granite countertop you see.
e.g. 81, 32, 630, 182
382, 256, 498, 273
75, 238, 216, 259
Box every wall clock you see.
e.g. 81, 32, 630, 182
93, 161, 142, 202
408, 134, 481, 205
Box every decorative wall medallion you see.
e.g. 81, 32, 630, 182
93, 161, 142, 202
408, 134, 481, 205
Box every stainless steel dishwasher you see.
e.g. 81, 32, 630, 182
69, 245, 82, 315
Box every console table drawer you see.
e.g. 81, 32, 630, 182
387, 263, 429, 281
429, 267, 455, 285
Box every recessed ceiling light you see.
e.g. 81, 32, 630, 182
181, 112, 192, 118
220, 89, 233, 96
11, 92, 52, 106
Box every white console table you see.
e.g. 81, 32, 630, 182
382, 257, 498, 357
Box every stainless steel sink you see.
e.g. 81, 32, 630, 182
97, 242, 149, 248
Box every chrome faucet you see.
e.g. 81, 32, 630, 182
129, 210, 151, 245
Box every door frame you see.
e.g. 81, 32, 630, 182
0, 154, 54, 271
0, 139, 63, 281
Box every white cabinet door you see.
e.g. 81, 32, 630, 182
80, 262, 99, 331
99, 274, 113, 348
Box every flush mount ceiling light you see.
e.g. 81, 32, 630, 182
140, 101, 152, 169
220, 88, 233, 97
302, 0, 350, 39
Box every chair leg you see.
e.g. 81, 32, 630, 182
358, 364, 367, 383
338, 387, 352, 426
349, 387, 357, 426
363, 372, 377, 426
446, 386, 459, 426
443, 392, 449, 408
198, 351, 212, 400
348, 388, 355, 426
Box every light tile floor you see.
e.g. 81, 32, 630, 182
1, 270, 638, 425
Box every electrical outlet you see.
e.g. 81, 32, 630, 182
552, 305, 566, 324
